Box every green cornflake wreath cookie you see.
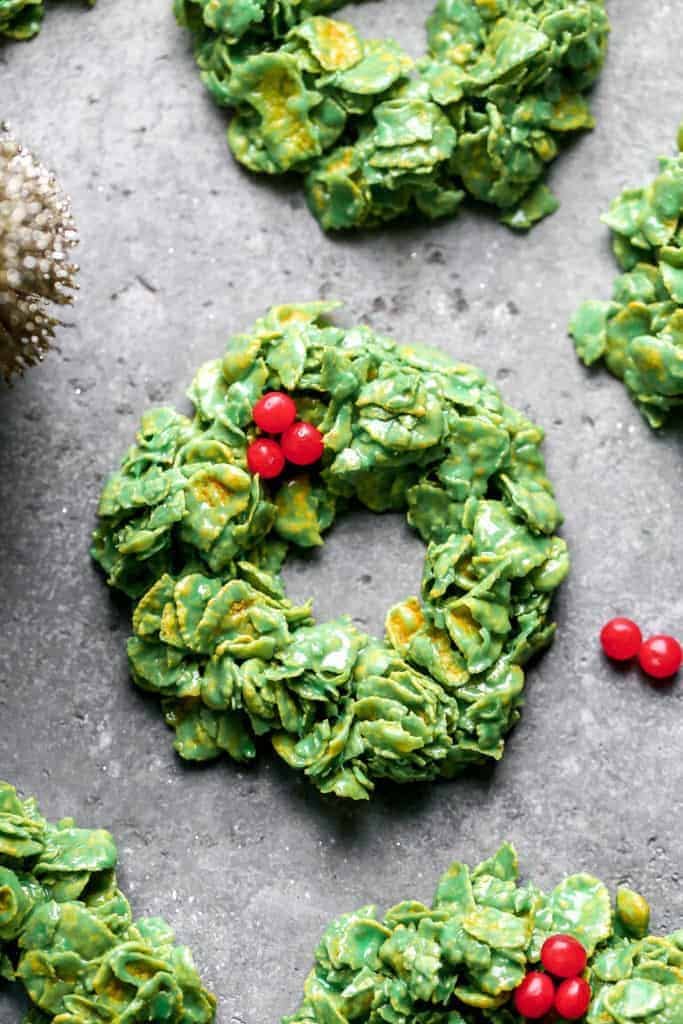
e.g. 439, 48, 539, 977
570, 127, 683, 428
174, 0, 610, 231
283, 843, 683, 1024
0, 781, 216, 1024
0, 0, 95, 40
92, 303, 569, 801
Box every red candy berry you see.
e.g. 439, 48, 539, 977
253, 392, 297, 434
541, 935, 588, 979
281, 421, 324, 466
638, 634, 682, 681
247, 438, 285, 480
554, 977, 591, 1020
514, 972, 555, 1019
600, 618, 642, 661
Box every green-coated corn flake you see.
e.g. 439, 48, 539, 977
175, 0, 609, 231
283, 843, 683, 1024
570, 127, 683, 428
0, 0, 94, 39
93, 303, 569, 801
0, 780, 216, 1024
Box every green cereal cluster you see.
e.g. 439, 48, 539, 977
570, 128, 683, 428
92, 303, 568, 801
174, 0, 609, 231
0, 0, 94, 40
283, 843, 683, 1024
0, 781, 216, 1024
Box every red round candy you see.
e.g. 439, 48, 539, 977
247, 438, 285, 480
541, 935, 588, 979
281, 421, 324, 467
554, 977, 591, 1020
600, 618, 642, 661
638, 634, 682, 681
513, 972, 556, 1020
253, 392, 297, 434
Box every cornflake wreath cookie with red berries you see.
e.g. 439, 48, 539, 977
282, 843, 683, 1024
92, 303, 568, 801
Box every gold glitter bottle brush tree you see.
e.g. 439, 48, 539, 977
0, 127, 79, 381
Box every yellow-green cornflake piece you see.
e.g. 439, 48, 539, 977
0, 780, 216, 1024
282, 843, 683, 1024
93, 303, 569, 800
570, 127, 683, 427
0, 0, 94, 40
175, 0, 610, 231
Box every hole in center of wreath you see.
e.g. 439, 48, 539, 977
338, 0, 438, 58
281, 507, 425, 640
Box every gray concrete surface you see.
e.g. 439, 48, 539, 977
1, 2, 682, 1021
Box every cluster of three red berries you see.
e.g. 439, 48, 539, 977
514, 935, 591, 1021
600, 618, 682, 681
246, 391, 324, 480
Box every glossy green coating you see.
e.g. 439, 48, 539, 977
570, 128, 683, 427
174, 0, 609, 231
283, 844, 683, 1024
93, 304, 568, 800
0, 781, 216, 1024
0, 0, 94, 40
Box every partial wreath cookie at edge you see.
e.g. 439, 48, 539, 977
0, 781, 216, 1024
3, 790, 680, 1024
282, 842, 683, 1024
570, 126, 683, 428
0, 0, 95, 40
174, 0, 610, 231
92, 303, 569, 801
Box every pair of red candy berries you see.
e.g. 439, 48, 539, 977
514, 934, 591, 1021
246, 392, 324, 479
600, 618, 682, 681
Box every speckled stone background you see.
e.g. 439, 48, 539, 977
1, 1, 682, 1021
